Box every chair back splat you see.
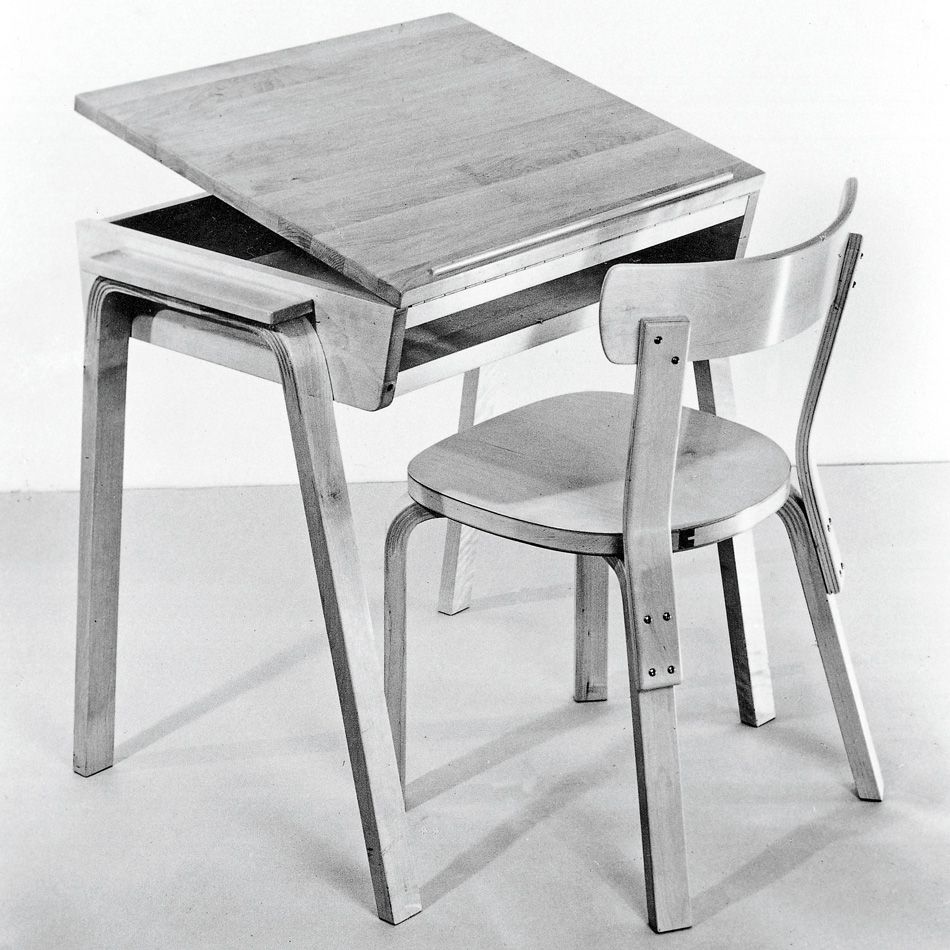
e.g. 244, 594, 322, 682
601, 178, 861, 594
599, 178, 858, 365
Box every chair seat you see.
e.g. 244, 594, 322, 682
408, 391, 791, 556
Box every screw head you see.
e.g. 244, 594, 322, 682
662, 611, 671, 621
643, 614, 652, 624
671, 356, 680, 364
648, 668, 657, 677
667, 665, 675, 675
654, 335, 663, 344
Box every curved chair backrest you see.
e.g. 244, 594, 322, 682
604, 180, 861, 617
600, 179, 858, 364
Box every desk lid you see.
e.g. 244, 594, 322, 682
77, 14, 761, 308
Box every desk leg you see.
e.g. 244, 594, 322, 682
437, 367, 491, 614
263, 318, 420, 925
75, 277, 131, 777
694, 360, 776, 727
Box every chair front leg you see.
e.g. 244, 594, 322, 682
75, 278, 133, 777
607, 557, 691, 933
384, 501, 442, 791
777, 492, 883, 802
260, 318, 421, 925
574, 555, 609, 702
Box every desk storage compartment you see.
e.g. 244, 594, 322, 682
115, 195, 385, 298
79, 195, 744, 406
396, 215, 745, 393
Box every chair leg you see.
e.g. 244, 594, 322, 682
384, 501, 441, 792
777, 492, 883, 802
574, 556, 608, 702
608, 557, 692, 933
75, 278, 132, 777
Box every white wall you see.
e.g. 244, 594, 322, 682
3, 1, 947, 492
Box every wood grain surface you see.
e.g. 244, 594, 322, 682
599, 180, 857, 364
76, 14, 759, 307
407, 392, 791, 557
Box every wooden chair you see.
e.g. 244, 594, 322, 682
383, 179, 882, 933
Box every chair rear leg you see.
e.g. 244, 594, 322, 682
384, 501, 441, 792
608, 557, 692, 933
574, 556, 609, 702
777, 493, 883, 801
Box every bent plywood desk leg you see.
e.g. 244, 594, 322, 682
693, 358, 775, 727
262, 318, 421, 924
437, 367, 485, 615
688, 191, 775, 728
74, 277, 132, 777
74, 280, 420, 925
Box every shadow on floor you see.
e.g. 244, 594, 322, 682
465, 583, 573, 613
114, 637, 314, 763
407, 699, 611, 808
420, 735, 629, 911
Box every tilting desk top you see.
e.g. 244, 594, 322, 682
76, 13, 761, 309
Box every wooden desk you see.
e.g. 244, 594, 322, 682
74, 14, 771, 925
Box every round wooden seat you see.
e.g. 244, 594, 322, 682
408, 391, 791, 555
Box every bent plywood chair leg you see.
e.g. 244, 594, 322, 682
75, 278, 132, 777
263, 318, 421, 925
384, 501, 441, 792
777, 493, 883, 802
608, 557, 691, 933
694, 359, 776, 726
574, 555, 609, 702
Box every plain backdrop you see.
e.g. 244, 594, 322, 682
2, 0, 948, 492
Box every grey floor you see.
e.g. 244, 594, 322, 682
2, 464, 949, 949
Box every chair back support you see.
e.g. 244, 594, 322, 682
599, 179, 858, 364
608, 181, 863, 687
619, 317, 690, 691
